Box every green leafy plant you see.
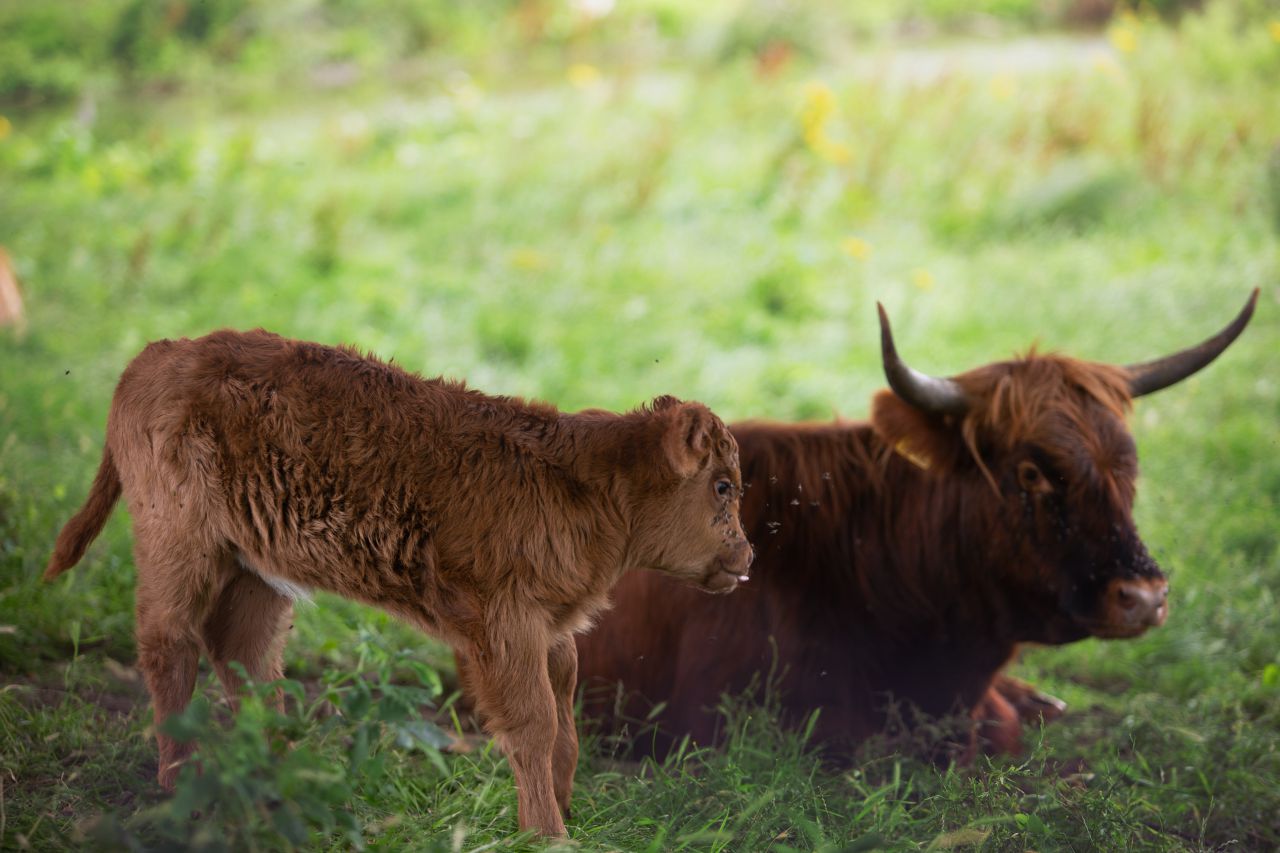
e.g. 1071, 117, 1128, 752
84, 649, 450, 851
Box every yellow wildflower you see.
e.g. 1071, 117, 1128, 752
799, 81, 853, 165
800, 81, 837, 136
840, 236, 872, 261
1110, 27, 1137, 54
989, 74, 1016, 102
910, 268, 935, 292
811, 135, 852, 164
1269, 20, 1280, 43
510, 248, 551, 271
81, 165, 103, 193
1108, 13, 1139, 54
567, 64, 601, 88
0, 115, 10, 141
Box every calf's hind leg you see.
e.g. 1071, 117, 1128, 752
133, 540, 219, 790
201, 566, 293, 710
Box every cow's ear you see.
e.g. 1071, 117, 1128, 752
870, 390, 966, 472
661, 402, 714, 479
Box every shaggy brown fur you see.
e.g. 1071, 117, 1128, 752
45, 329, 752, 837
576, 352, 1173, 761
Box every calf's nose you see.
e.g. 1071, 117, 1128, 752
721, 538, 753, 581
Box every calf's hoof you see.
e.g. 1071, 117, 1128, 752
157, 763, 182, 792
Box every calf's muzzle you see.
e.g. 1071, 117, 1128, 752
702, 539, 755, 594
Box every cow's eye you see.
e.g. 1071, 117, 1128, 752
1018, 461, 1049, 493
715, 479, 734, 498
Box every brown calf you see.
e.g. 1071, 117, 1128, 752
576, 291, 1257, 761
45, 329, 752, 837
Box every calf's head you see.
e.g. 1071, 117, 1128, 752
871, 291, 1257, 643
626, 397, 753, 593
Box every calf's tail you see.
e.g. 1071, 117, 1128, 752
45, 445, 122, 580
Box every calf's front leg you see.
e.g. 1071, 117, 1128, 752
468, 623, 565, 837
547, 634, 579, 819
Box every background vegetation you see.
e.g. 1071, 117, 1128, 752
2, 0, 1277, 849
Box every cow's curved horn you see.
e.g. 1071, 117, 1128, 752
877, 303, 970, 416
1126, 288, 1259, 398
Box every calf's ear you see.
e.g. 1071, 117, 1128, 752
662, 402, 715, 479
870, 390, 966, 472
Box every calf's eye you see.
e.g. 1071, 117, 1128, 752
715, 479, 734, 498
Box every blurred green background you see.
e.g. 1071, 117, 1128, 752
1, 0, 1278, 849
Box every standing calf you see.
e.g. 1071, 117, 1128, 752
45, 329, 752, 837
576, 291, 1257, 761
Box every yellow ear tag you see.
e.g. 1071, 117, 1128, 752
893, 440, 931, 470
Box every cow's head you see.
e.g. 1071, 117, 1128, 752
627, 397, 753, 594
870, 291, 1257, 643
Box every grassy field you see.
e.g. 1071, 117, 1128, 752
2, 1, 1278, 849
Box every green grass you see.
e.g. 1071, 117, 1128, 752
2, 1, 1279, 849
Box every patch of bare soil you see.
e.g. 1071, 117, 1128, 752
7, 657, 149, 719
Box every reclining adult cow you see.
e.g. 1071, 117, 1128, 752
575, 291, 1258, 761
44, 329, 753, 837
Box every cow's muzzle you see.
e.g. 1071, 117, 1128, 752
1094, 576, 1169, 638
